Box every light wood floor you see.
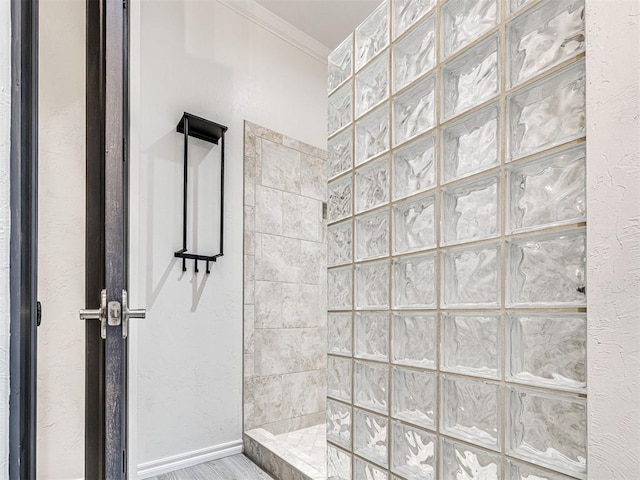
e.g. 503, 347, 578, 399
147, 454, 274, 480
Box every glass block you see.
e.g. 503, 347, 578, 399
356, 209, 389, 261
328, 220, 353, 267
507, 388, 586, 477
441, 313, 501, 379
328, 355, 352, 402
392, 74, 435, 146
441, 437, 501, 480
356, 105, 390, 165
508, 314, 586, 391
392, 253, 436, 309
442, 174, 500, 245
354, 457, 389, 480
506, 229, 586, 306
355, 260, 389, 310
507, 145, 586, 233
393, 15, 436, 92
328, 175, 353, 223
329, 81, 353, 136
355, 156, 390, 213
441, 102, 499, 183
391, 367, 436, 429
328, 399, 352, 449
328, 313, 352, 356
392, 0, 435, 39
442, 34, 499, 121
509, 0, 534, 15
356, 0, 390, 70
391, 421, 436, 480
329, 34, 353, 93
442, 243, 500, 307
441, 376, 501, 450
355, 360, 389, 414
328, 127, 353, 179
507, 60, 585, 161
328, 444, 353, 480
391, 313, 436, 369
392, 134, 436, 200
393, 194, 436, 254
507, 0, 585, 88
441, 0, 499, 59
355, 313, 389, 361
357, 50, 390, 117
328, 266, 352, 310
507, 460, 569, 480
354, 408, 389, 467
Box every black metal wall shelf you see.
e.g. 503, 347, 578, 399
174, 112, 228, 274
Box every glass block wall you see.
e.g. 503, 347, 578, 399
326, 0, 587, 479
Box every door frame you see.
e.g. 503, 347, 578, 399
9, 0, 39, 477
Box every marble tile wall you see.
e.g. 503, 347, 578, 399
326, 1, 586, 479
244, 122, 329, 434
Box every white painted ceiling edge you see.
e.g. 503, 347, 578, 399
216, 0, 331, 62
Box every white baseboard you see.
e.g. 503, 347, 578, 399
137, 440, 243, 479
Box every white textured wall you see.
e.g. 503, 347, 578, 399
0, 0, 11, 476
586, 1, 640, 478
37, 0, 86, 478
130, 0, 327, 472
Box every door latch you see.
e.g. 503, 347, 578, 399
80, 290, 145, 339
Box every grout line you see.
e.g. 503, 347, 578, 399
434, 1, 443, 473
499, 0, 509, 469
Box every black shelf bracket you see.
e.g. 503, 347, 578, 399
174, 112, 228, 274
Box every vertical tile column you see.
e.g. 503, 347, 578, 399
326, 1, 587, 479
244, 122, 328, 435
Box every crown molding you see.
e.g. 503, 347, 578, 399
217, 0, 331, 63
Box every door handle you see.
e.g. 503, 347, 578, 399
80, 289, 145, 339
80, 289, 107, 338
121, 290, 145, 339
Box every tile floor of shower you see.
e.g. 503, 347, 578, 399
274, 424, 327, 476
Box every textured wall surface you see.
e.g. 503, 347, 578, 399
129, 0, 328, 473
326, 0, 589, 479
243, 122, 328, 435
0, 0, 11, 475
37, 0, 87, 478
586, 1, 640, 478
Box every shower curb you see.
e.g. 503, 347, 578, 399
243, 429, 326, 480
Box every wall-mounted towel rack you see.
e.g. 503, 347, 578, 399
174, 112, 228, 274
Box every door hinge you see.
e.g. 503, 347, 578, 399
36, 301, 42, 327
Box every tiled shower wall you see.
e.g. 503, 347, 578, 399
244, 122, 328, 434
326, 1, 586, 479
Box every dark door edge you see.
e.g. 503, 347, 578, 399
9, 0, 39, 478
85, 0, 106, 478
